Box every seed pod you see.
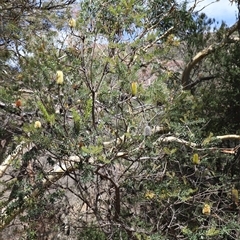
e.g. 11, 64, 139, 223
202, 203, 211, 215
56, 70, 64, 85
131, 82, 138, 96
192, 153, 200, 165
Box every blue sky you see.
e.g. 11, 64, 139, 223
191, 0, 238, 26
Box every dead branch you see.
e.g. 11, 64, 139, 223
154, 135, 198, 148
182, 21, 238, 89
0, 142, 24, 178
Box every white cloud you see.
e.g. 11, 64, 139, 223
190, 0, 238, 25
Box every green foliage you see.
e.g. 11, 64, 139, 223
72, 108, 81, 135
37, 101, 55, 125
207, 41, 240, 133
147, 75, 170, 105
77, 225, 106, 240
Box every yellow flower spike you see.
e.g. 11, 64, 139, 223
145, 190, 155, 199
202, 203, 211, 215
34, 121, 42, 129
131, 82, 138, 96
192, 153, 200, 165
232, 188, 239, 204
56, 70, 64, 85
17, 74, 23, 80
173, 40, 180, 47
69, 18, 76, 28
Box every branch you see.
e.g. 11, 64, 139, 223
154, 134, 240, 154
182, 21, 238, 89
216, 134, 240, 140
1, 132, 240, 229
185, 75, 217, 90
0, 142, 24, 178
154, 135, 198, 148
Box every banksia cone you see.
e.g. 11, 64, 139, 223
202, 203, 211, 215
131, 82, 138, 96
34, 121, 42, 129
17, 74, 23, 80
15, 99, 22, 108
78, 141, 84, 149
69, 18, 76, 28
192, 153, 200, 165
144, 125, 151, 136
56, 70, 63, 85
38, 42, 45, 52
232, 188, 239, 204
145, 190, 155, 199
